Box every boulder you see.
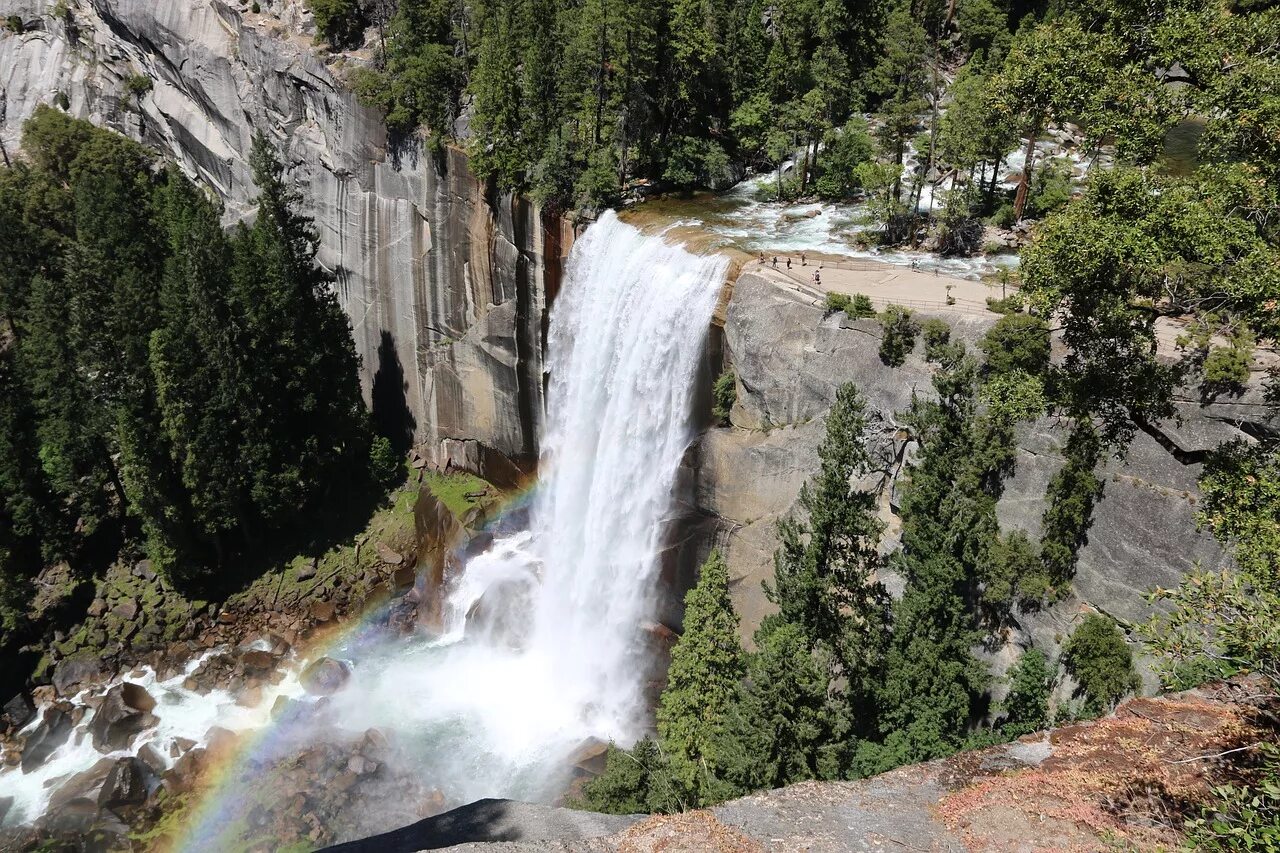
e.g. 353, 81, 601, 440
300, 657, 351, 696
47, 757, 115, 811
310, 600, 336, 623
90, 685, 155, 752
376, 543, 404, 565
111, 599, 139, 621
136, 743, 167, 775
20, 707, 74, 772
120, 682, 156, 714
2, 692, 35, 730
391, 566, 416, 593
87, 598, 107, 617
97, 757, 148, 809
296, 558, 318, 581
133, 559, 157, 581
52, 656, 106, 696
240, 649, 276, 673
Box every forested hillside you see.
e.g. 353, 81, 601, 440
0, 108, 388, 640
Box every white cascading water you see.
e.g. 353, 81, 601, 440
323, 210, 728, 800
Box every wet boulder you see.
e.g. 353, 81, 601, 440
97, 757, 149, 809
2, 692, 35, 730
301, 657, 351, 696
52, 656, 106, 696
90, 685, 155, 752
119, 682, 156, 714
21, 707, 74, 772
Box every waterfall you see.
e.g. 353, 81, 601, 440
328, 210, 728, 801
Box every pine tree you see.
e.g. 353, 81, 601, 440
768, 382, 889, 710
655, 549, 749, 809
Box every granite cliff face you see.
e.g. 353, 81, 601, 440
1, 0, 566, 466
693, 271, 1277, 685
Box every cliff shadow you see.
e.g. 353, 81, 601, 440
372, 329, 417, 455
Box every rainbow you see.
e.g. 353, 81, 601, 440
167, 482, 540, 853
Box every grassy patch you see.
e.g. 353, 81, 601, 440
422, 471, 492, 519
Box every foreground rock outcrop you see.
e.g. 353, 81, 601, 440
322, 680, 1271, 852
1, 0, 565, 466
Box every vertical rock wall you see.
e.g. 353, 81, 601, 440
0, 0, 563, 465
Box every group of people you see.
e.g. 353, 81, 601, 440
760, 251, 822, 286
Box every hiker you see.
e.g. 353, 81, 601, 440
786, 257, 792, 270
772, 256, 778, 269
801, 253, 807, 266
813, 269, 821, 286
758, 252, 765, 265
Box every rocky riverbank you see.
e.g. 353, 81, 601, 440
0, 463, 510, 850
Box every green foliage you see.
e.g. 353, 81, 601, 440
921, 318, 951, 362
1062, 614, 1138, 715
825, 292, 852, 316
368, 436, 403, 488
1186, 745, 1280, 851
1001, 648, 1053, 736
655, 550, 749, 809
124, 74, 153, 99
981, 529, 1051, 617
878, 304, 918, 367
307, 0, 365, 49
5, 14, 23, 32
813, 118, 875, 200
577, 738, 675, 815
1024, 157, 1073, 219
979, 313, 1049, 377
712, 369, 736, 426
825, 292, 876, 320
767, 384, 889, 703
875, 358, 1001, 767
1, 113, 374, 583
1039, 422, 1103, 588
984, 294, 1024, 314
1202, 328, 1255, 395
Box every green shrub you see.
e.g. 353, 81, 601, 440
712, 369, 736, 425
921, 318, 952, 362
1001, 648, 1053, 736
307, 0, 365, 49
1187, 745, 1280, 851
368, 435, 402, 487
989, 203, 1017, 229
54, 91, 70, 111
5, 14, 23, 32
878, 305, 918, 367
985, 295, 1025, 315
124, 74, 153, 99
1062, 614, 1139, 714
848, 293, 876, 319
979, 313, 1050, 377
825, 292, 852, 316
1202, 329, 1254, 393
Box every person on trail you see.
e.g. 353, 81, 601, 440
801, 253, 807, 266
813, 269, 821, 286
758, 252, 765, 265
772, 256, 778, 269
786, 257, 792, 270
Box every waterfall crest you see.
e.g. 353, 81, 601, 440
331, 211, 727, 801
